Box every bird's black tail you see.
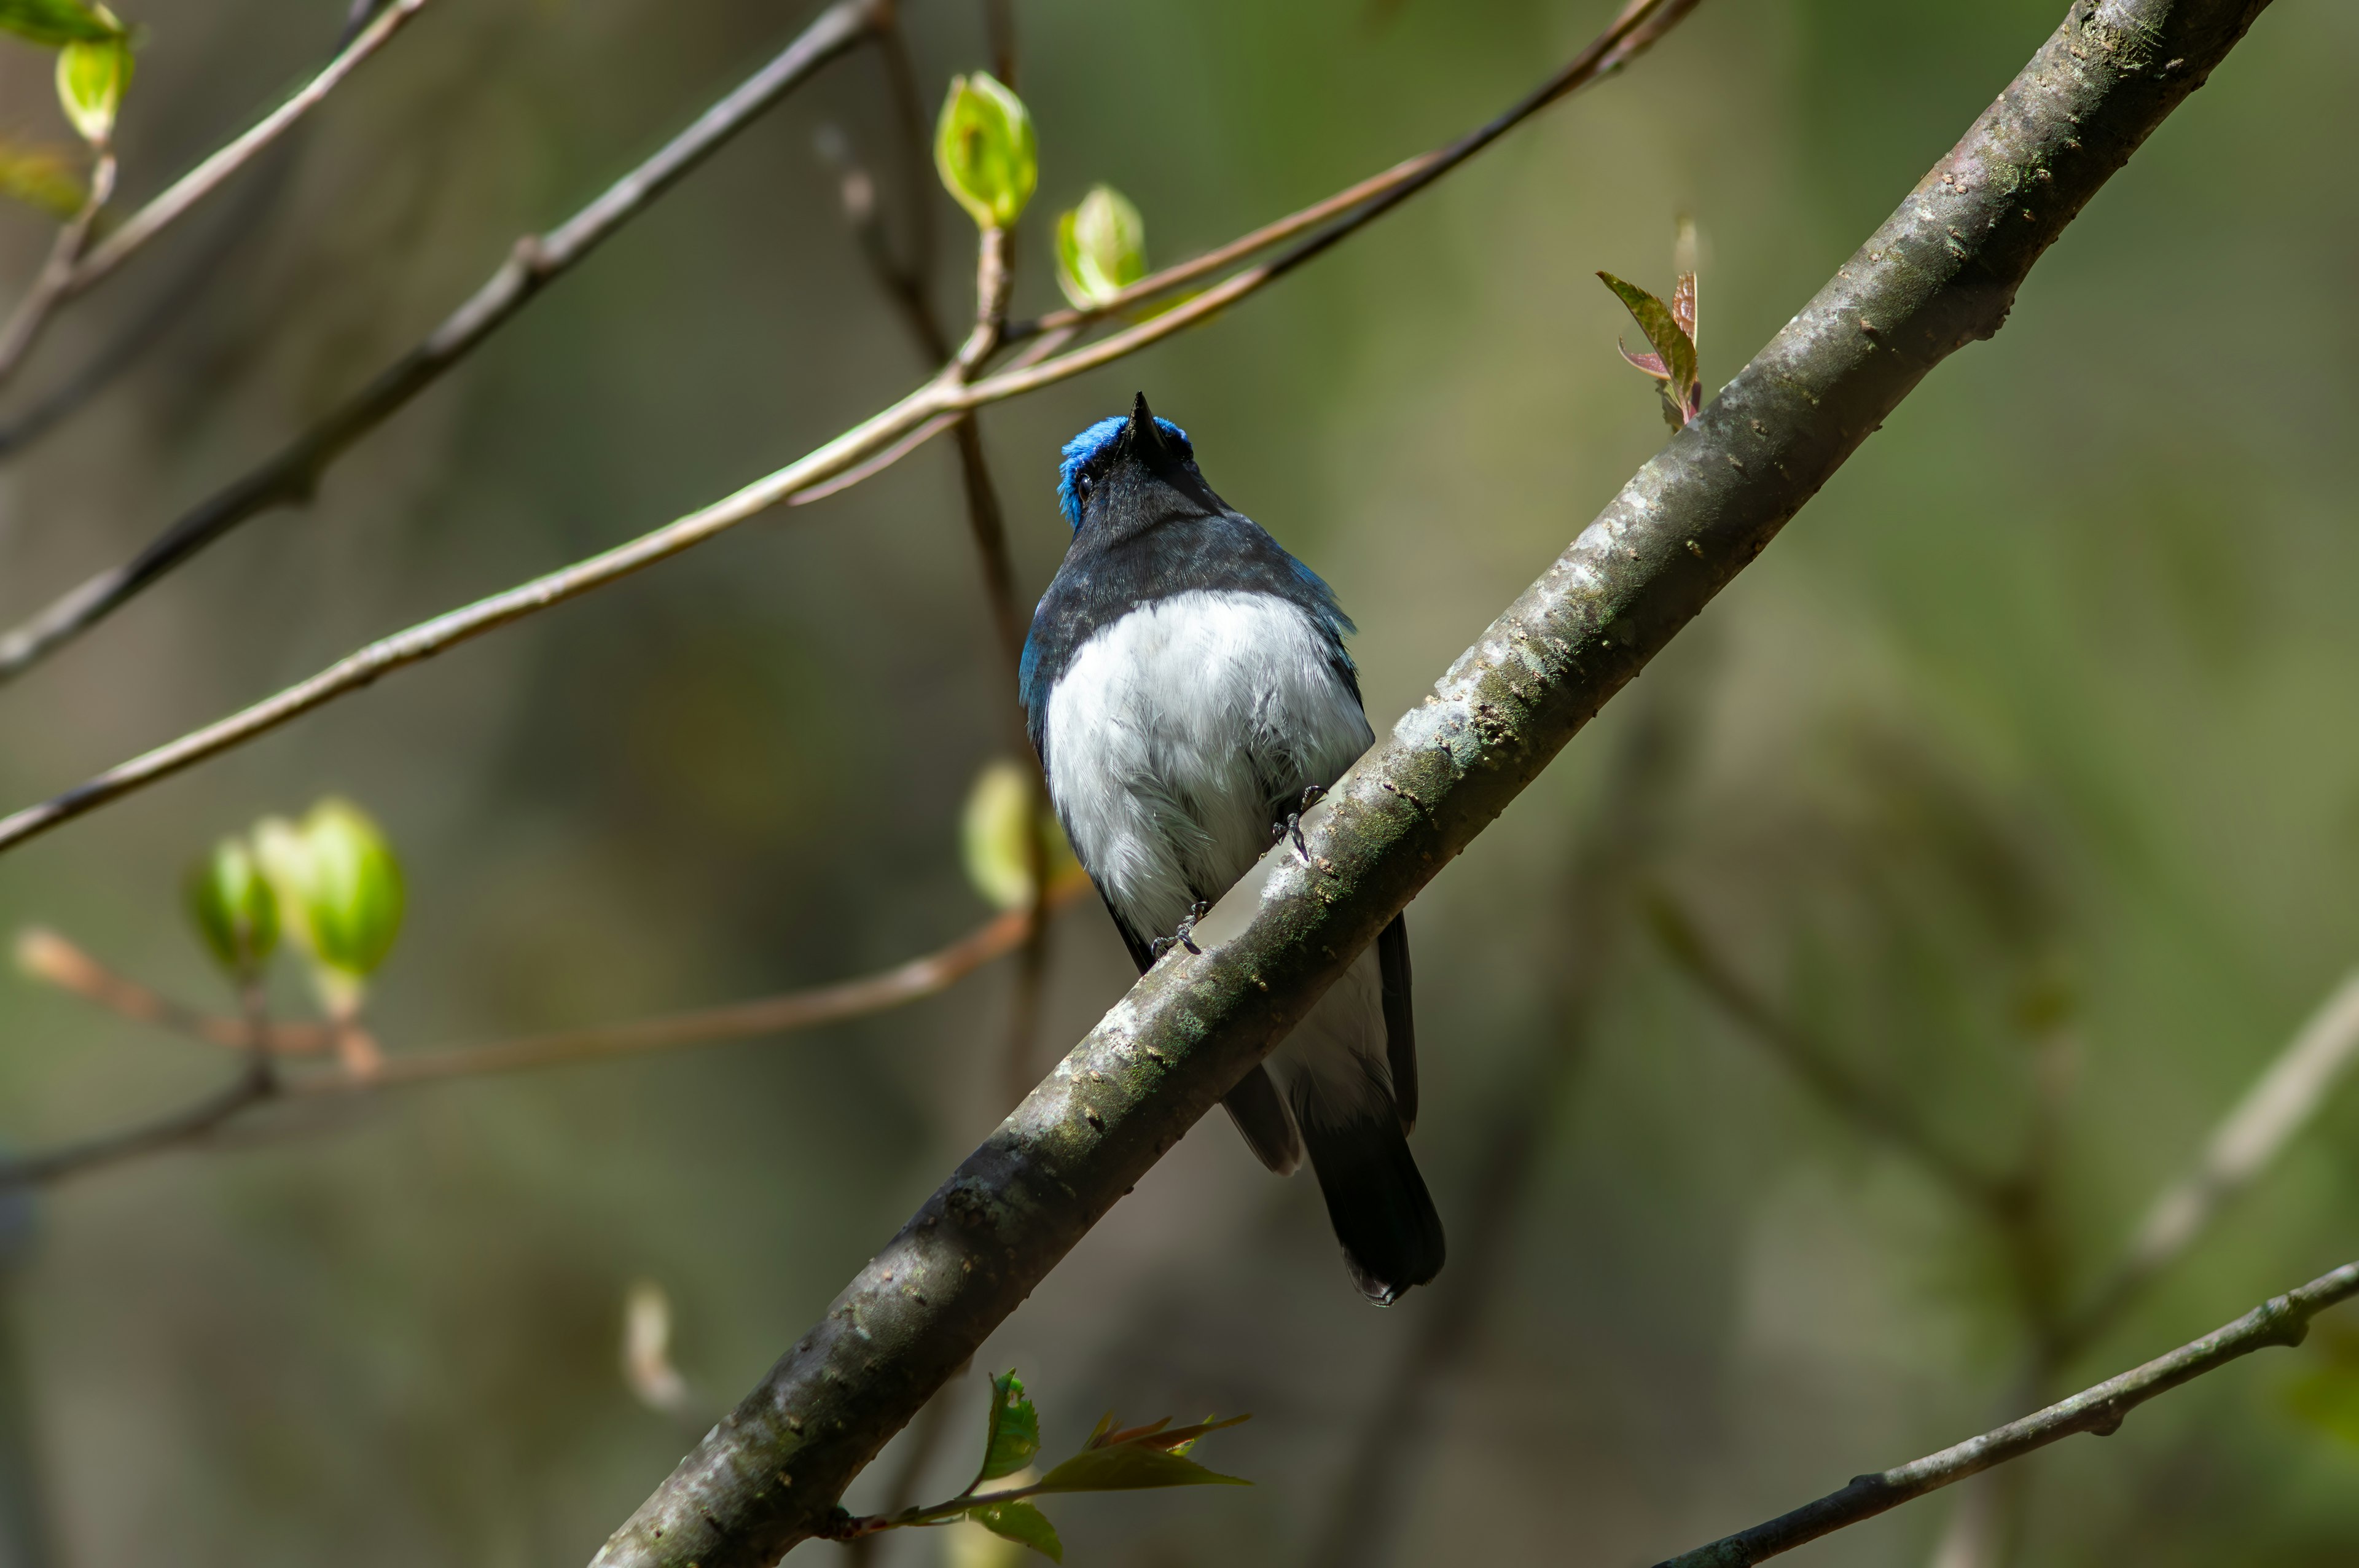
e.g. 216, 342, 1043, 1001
1299, 1110, 1446, 1306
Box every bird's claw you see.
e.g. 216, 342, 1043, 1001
1272, 784, 1327, 862
1151, 900, 1211, 961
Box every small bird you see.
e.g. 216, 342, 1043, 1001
1019, 393, 1445, 1304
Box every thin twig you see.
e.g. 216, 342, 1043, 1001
0, 1063, 276, 1188
1653, 1261, 2359, 1568
1005, 0, 1696, 342
823, 25, 1053, 1108
67, 0, 432, 297
845, 1365, 969, 1568
0, 873, 1089, 1188
13, 927, 330, 1053
0, 0, 1701, 851
0, 0, 427, 396
0, 156, 116, 391
0, 0, 883, 682
2060, 968, 2359, 1355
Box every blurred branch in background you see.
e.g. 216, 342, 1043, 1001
819, 0, 1056, 1111
0, 0, 433, 392
1647, 894, 2013, 1210
1654, 1260, 2359, 1568
1309, 642, 1713, 1568
0, 1185, 48, 1568
0, 870, 1089, 1190
2064, 969, 2359, 1356
0, 0, 886, 683
1656, 856, 2359, 1566
0, 0, 1704, 841
1935, 964, 2359, 1568
590, 4, 2279, 1560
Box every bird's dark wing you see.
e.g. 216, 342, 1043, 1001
1379, 913, 1416, 1132
1222, 1062, 1302, 1174
1100, 872, 1302, 1174
1100, 886, 1157, 972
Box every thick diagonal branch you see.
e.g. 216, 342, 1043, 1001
587, 4, 2274, 1564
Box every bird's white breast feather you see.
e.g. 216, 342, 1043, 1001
1044, 589, 1387, 1121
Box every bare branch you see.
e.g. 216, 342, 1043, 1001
68, 0, 431, 296
0, 873, 1087, 1188
0, 0, 883, 682
1654, 1260, 2359, 1568
0, 0, 1700, 852
2062, 967, 2359, 1352
12, 927, 330, 1053
0, 156, 115, 391
589, 5, 2277, 1562
0, 0, 429, 396
1006, 0, 1697, 343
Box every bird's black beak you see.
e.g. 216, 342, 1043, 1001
1125, 391, 1167, 460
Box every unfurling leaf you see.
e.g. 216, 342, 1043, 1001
961, 760, 1076, 911
1053, 184, 1147, 310
55, 28, 131, 147
1035, 1411, 1253, 1494
966, 1499, 1062, 1562
1035, 1442, 1249, 1493
254, 798, 405, 1004
186, 836, 280, 975
935, 71, 1036, 230
0, 139, 85, 215
0, 0, 121, 47
1598, 268, 1700, 431
976, 1369, 1042, 1484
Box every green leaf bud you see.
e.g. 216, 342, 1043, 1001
185, 835, 280, 975
934, 71, 1036, 230
255, 798, 405, 993
55, 24, 130, 147
961, 760, 1077, 911
0, 0, 123, 48
1053, 184, 1147, 310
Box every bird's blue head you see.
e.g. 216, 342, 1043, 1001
1056, 393, 1203, 532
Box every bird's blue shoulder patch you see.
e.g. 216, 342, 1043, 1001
1057, 414, 1191, 529
1287, 553, 1358, 642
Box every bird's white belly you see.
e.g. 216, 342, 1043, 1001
1043, 588, 1373, 943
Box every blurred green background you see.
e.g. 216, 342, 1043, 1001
0, 0, 2355, 1564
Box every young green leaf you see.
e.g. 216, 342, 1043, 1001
0, 139, 86, 217
961, 760, 1076, 911
934, 71, 1036, 230
0, 0, 121, 47
1053, 184, 1147, 310
975, 1370, 1042, 1484
186, 835, 280, 975
1034, 1444, 1248, 1494
966, 1500, 1062, 1562
55, 29, 131, 147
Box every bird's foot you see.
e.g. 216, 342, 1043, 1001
1149, 899, 1212, 961
1270, 784, 1328, 862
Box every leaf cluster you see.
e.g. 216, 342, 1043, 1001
847, 1370, 1250, 1561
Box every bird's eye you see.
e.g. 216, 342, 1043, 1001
1076, 475, 1093, 497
